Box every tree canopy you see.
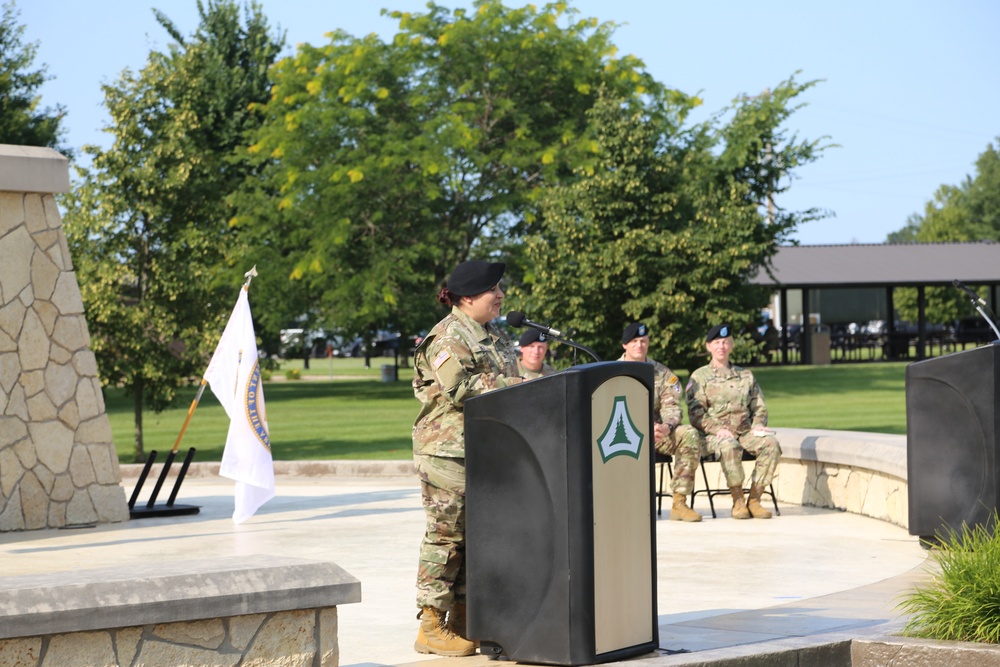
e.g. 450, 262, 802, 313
58, 0, 831, 422
62, 0, 284, 460
511, 79, 827, 368
887, 139, 1000, 246
234, 0, 680, 343
0, 0, 69, 153
888, 138, 1000, 324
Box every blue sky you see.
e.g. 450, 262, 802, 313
18, 1, 1000, 245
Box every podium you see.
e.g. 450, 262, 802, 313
465, 361, 658, 665
906, 343, 1000, 541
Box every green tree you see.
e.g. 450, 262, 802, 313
960, 140, 1000, 240
890, 139, 1000, 324
514, 79, 827, 369
63, 0, 284, 461
234, 0, 674, 344
0, 0, 69, 153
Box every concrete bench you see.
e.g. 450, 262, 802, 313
0, 556, 360, 666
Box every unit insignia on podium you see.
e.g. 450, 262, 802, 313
597, 395, 644, 462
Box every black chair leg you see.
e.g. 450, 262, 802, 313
656, 460, 674, 517
689, 454, 781, 519
657, 462, 665, 517
704, 464, 718, 519
691, 458, 718, 519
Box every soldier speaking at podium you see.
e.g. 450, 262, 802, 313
410, 259, 523, 656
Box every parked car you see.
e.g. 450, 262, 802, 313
340, 337, 365, 358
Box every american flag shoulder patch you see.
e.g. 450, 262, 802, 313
432, 349, 451, 370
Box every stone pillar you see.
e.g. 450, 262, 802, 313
0, 144, 129, 531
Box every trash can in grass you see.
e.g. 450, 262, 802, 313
381, 364, 398, 382
809, 325, 831, 365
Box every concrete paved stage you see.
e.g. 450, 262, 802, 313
0, 470, 930, 666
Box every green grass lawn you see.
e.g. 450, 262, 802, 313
751, 362, 907, 434
109, 357, 416, 463
108, 359, 909, 463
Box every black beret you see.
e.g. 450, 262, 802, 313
622, 322, 649, 344
447, 260, 506, 297
706, 323, 733, 342
518, 329, 548, 347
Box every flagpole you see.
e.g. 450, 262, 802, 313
170, 265, 259, 454
131, 266, 263, 518
169, 380, 207, 453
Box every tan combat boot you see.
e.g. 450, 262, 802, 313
670, 494, 702, 522
748, 484, 773, 519
414, 607, 476, 657
448, 602, 479, 648
730, 486, 751, 520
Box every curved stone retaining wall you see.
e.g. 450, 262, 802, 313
773, 427, 907, 528
673, 427, 909, 528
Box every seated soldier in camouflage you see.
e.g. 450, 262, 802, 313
686, 323, 781, 520
619, 322, 705, 522
517, 328, 556, 379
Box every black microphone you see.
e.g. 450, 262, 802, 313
506, 311, 564, 338
953, 279, 986, 306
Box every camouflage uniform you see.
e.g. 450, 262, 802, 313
618, 354, 704, 495
517, 359, 556, 380
412, 306, 521, 611
685, 363, 781, 488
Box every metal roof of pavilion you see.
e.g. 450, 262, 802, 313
751, 242, 1000, 289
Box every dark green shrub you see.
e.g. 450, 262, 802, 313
899, 515, 1000, 644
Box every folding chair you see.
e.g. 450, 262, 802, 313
690, 450, 780, 518
653, 451, 673, 517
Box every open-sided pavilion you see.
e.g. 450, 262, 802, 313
751, 241, 1000, 363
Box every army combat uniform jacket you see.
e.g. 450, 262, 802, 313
617, 354, 684, 428
685, 362, 781, 488
412, 307, 520, 459
686, 363, 768, 437
618, 354, 704, 493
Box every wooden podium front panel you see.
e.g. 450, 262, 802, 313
590, 375, 653, 655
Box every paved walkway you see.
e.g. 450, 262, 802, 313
0, 468, 930, 666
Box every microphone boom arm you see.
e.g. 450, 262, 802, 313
954, 279, 1000, 342
974, 302, 1000, 342
506, 310, 601, 362
545, 332, 602, 363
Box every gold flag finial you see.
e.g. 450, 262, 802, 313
243, 265, 258, 289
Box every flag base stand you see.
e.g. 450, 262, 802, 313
128, 447, 201, 519
129, 503, 201, 518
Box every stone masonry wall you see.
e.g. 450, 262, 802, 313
693, 457, 908, 528
0, 608, 340, 667
0, 153, 129, 530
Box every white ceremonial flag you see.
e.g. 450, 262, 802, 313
204, 285, 275, 524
